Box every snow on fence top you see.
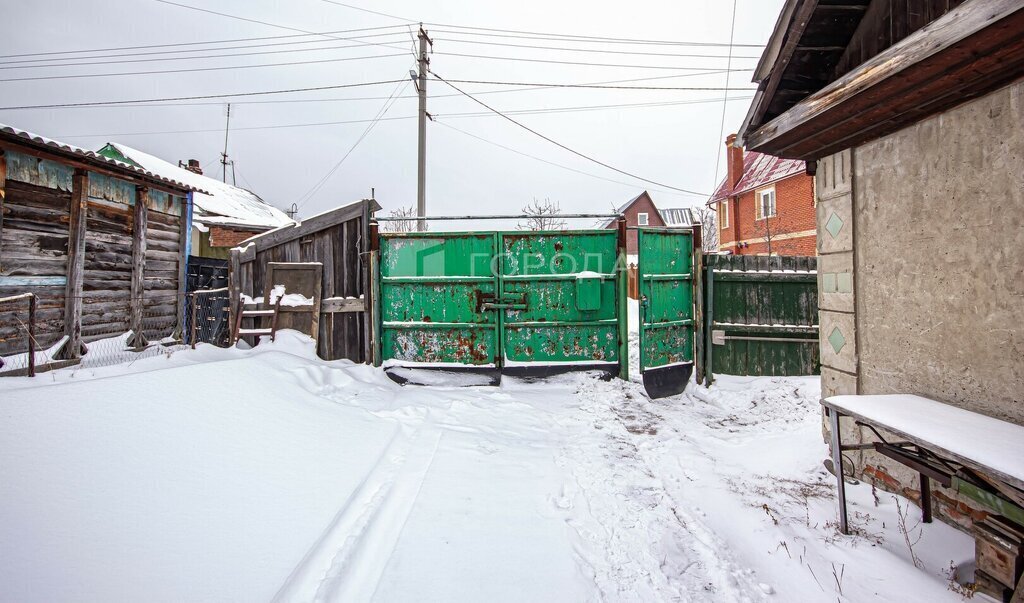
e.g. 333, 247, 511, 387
826, 394, 1024, 486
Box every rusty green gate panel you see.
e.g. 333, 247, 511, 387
703, 254, 819, 379
501, 230, 621, 365
637, 228, 699, 397
378, 233, 499, 364
375, 227, 628, 376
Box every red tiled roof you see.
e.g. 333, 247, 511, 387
709, 151, 805, 203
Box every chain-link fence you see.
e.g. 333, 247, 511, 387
0, 289, 232, 376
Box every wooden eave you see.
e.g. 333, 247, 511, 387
745, 0, 1024, 160
234, 198, 381, 259
0, 137, 200, 197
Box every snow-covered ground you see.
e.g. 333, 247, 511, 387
0, 329, 975, 602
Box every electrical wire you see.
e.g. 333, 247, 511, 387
426, 25, 765, 48
711, 0, 738, 195
431, 37, 762, 59
436, 78, 755, 92
0, 32, 414, 68
54, 95, 755, 139
430, 70, 709, 197
0, 25, 409, 60
294, 77, 412, 209
0, 78, 408, 110
432, 51, 754, 71
0, 53, 410, 83
438, 121, 702, 198
319, 0, 417, 23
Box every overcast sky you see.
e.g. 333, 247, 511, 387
3, 0, 783, 225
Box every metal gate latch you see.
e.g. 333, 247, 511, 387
479, 293, 528, 312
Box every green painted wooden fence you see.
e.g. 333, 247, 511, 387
702, 255, 819, 380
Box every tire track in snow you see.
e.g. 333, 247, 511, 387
271, 420, 443, 603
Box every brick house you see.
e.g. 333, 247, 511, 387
97, 143, 293, 260
710, 134, 816, 255
604, 190, 697, 255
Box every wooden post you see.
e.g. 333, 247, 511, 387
190, 292, 199, 349
27, 293, 36, 377
64, 168, 88, 358
692, 224, 705, 385
175, 193, 191, 340
129, 186, 149, 349
228, 247, 241, 342
0, 150, 6, 272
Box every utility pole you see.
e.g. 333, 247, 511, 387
415, 25, 432, 231
221, 103, 232, 183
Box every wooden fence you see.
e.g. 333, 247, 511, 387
702, 254, 819, 379
229, 199, 378, 362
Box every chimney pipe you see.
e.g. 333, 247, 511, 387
725, 133, 743, 191
183, 159, 202, 175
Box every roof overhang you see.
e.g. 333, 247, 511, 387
743, 0, 1024, 160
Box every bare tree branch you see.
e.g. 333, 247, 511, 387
380, 205, 423, 233
518, 197, 567, 231
692, 205, 719, 251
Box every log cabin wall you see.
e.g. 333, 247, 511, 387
0, 143, 194, 363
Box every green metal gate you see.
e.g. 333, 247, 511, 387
637, 227, 702, 397
372, 227, 628, 377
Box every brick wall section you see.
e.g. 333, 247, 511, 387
718, 172, 817, 255
208, 225, 264, 248
608, 192, 665, 254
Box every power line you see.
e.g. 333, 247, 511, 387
0, 78, 408, 110
711, 0, 739, 195
426, 24, 765, 48
438, 121, 692, 198
0, 24, 409, 61
319, 0, 417, 23
295, 78, 412, 209
1, 72, 747, 111
0, 32, 413, 68
431, 36, 762, 59
0, 52, 409, 83
53, 96, 755, 139
430, 70, 709, 197
436, 77, 755, 92
433, 51, 756, 71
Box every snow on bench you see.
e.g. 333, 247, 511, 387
821, 394, 1024, 538
826, 394, 1024, 487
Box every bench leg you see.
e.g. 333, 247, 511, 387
829, 409, 849, 535
920, 471, 932, 523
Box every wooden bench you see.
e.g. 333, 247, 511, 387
822, 394, 1024, 601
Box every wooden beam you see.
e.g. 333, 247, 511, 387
321, 296, 366, 313
64, 169, 88, 358
745, 0, 1024, 157
749, 0, 821, 130
240, 200, 367, 253
227, 247, 241, 341
128, 186, 148, 348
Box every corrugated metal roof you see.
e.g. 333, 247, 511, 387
105, 143, 294, 230
0, 123, 202, 193
660, 207, 697, 227
709, 151, 805, 203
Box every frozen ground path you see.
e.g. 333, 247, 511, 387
0, 333, 974, 602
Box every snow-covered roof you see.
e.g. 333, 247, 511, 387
103, 143, 294, 230
709, 151, 805, 204
599, 191, 649, 227
0, 123, 201, 193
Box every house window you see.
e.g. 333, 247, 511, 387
757, 188, 776, 219
719, 201, 729, 229
637, 212, 649, 226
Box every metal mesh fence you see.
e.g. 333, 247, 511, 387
0, 289, 231, 376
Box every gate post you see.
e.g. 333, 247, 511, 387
693, 224, 705, 385
368, 220, 382, 367
616, 217, 629, 380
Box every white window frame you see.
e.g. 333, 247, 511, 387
756, 187, 777, 220
719, 201, 729, 229
637, 212, 649, 226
